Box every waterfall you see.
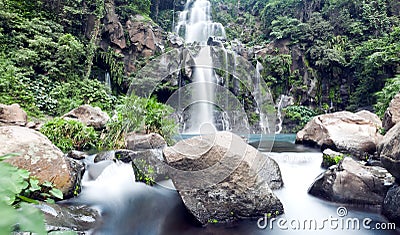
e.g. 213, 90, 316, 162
275, 95, 284, 134
175, 0, 226, 133
105, 72, 111, 92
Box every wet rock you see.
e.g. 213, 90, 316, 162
167, 32, 184, 48
36, 202, 100, 233
130, 149, 169, 183
382, 185, 400, 225
309, 157, 394, 205
0, 126, 82, 198
296, 111, 382, 158
383, 93, 400, 132
94, 149, 135, 163
378, 123, 400, 181
321, 149, 344, 168
62, 105, 110, 130
163, 131, 283, 224
125, 132, 166, 151
67, 150, 88, 160
0, 103, 27, 126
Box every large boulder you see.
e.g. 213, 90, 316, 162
163, 131, 283, 224
355, 110, 382, 128
308, 157, 394, 205
296, 111, 382, 158
0, 126, 83, 198
125, 132, 167, 151
0, 103, 27, 126
379, 123, 400, 181
62, 105, 110, 130
383, 93, 400, 132
382, 185, 400, 225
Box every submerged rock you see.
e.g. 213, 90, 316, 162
309, 157, 394, 205
296, 111, 382, 158
383, 93, 400, 132
0, 126, 83, 198
0, 103, 27, 126
379, 123, 400, 181
36, 202, 100, 233
163, 131, 283, 224
62, 105, 110, 130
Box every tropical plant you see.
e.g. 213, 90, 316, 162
375, 74, 400, 117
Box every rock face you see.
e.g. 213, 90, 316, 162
382, 185, 400, 225
296, 111, 382, 158
0, 103, 27, 126
0, 126, 82, 198
125, 132, 167, 151
378, 123, 400, 181
163, 131, 283, 224
383, 93, 400, 132
355, 110, 382, 128
309, 157, 394, 205
62, 105, 110, 130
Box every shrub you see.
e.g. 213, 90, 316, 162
40, 118, 99, 152
375, 74, 400, 117
283, 105, 316, 127
101, 95, 177, 149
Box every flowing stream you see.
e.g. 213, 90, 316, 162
72, 135, 398, 235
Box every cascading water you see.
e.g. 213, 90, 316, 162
275, 95, 284, 134
175, 0, 226, 133
105, 72, 111, 92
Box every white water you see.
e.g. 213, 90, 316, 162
176, 0, 226, 133
275, 95, 284, 134
105, 72, 111, 92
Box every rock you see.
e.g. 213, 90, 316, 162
0, 126, 83, 198
163, 131, 283, 224
308, 157, 394, 205
94, 149, 135, 163
36, 202, 100, 233
130, 149, 169, 183
66, 150, 88, 160
0, 103, 27, 126
104, 0, 126, 49
382, 185, 400, 225
126, 16, 158, 53
383, 93, 400, 132
321, 149, 344, 168
378, 123, 400, 181
355, 110, 382, 128
125, 133, 167, 151
167, 32, 184, 48
62, 105, 110, 130
296, 111, 382, 158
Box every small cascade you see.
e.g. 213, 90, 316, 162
275, 95, 284, 134
254, 61, 271, 133
105, 72, 111, 92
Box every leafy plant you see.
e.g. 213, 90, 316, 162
283, 105, 316, 131
375, 74, 400, 117
40, 118, 99, 152
322, 152, 344, 168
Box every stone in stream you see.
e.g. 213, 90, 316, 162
163, 131, 283, 225
309, 157, 394, 205
382, 185, 400, 226
296, 111, 382, 159
0, 126, 83, 198
62, 105, 110, 130
125, 132, 167, 151
321, 148, 344, 168
378, 123, 400, 181
382, 93, 400, 132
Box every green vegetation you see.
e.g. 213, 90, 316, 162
0, 153, 66, 235
283, 105, 316, 131
322, 152, 344, 168
101, 95, 177, 149
40, 118, 99, 152
132, 159, 156, 186
375, 74, 400, 117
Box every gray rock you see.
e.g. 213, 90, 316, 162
0, 103, 27, 126
383, 93, 400, 132
67, 150, 88, 160
0, 126, 82, 198
125, 132, 166, 151
163, 131, 283, 224
379, 123, 400, 181
62, 105, 110, 130
94, 149, 135, 163
309, 157, 394, 205
355, 110, 382, 128
382, 185, 400, 225
296, 111, 382, 158
321, 149, 344, 168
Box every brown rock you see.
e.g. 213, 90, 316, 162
296, 111, 382, 158
125, 133, 166, 151
62, 105, 110, 130
0, 103, 27, 126
383, 93, 400, 132
355, 110, 382, 128
0, 126, 81, 197
378, 123, 400, 181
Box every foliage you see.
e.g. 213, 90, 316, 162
375, 74, 400, 117
40, 118, 99, 152
283, 105, 316, 129
50, 79, 116, 116
0, 153, 66, 235
101, 95, 177, 149
322, 152, 344, 168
